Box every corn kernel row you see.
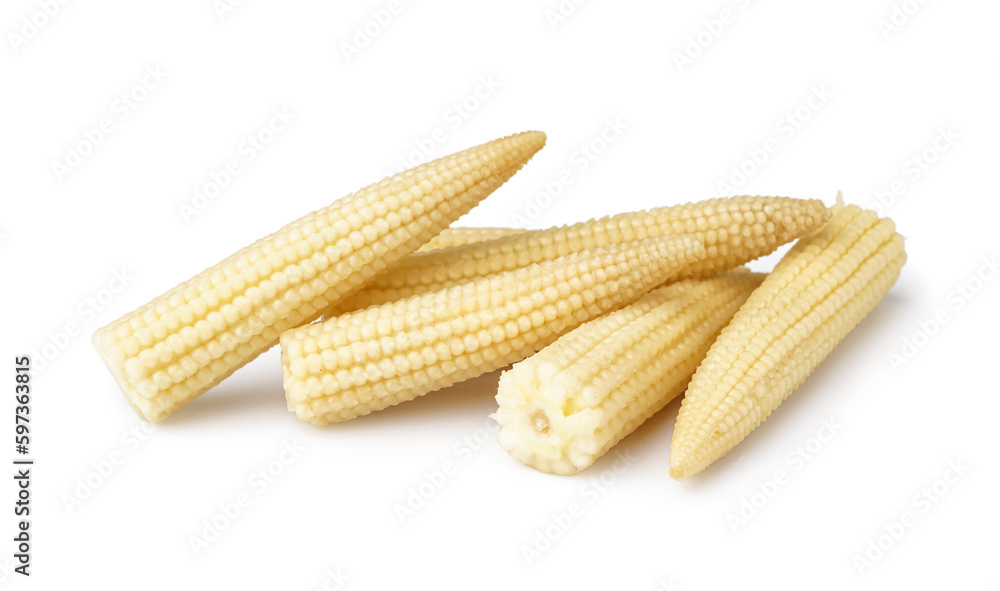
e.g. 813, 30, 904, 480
329, 196, 829, 313
417, 227, 528, 252
281, 235, 706, 425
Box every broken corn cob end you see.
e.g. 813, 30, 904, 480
669, 204, 906, 479
92, 330, 169, 421
494, 272, 764, 475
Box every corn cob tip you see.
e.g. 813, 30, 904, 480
486, 131, 546, 168
768, 197, 831, 243
668, 439, 710, 480
668, 458, 695, 480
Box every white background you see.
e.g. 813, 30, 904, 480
1, 0, 998, 589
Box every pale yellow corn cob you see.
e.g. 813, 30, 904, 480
329, 196, 829, 312
416, 226, 528, 252
669, 205, 906, 479
93, 131, 546, 422
281, 234, 706, 426
494, 272, 765, 475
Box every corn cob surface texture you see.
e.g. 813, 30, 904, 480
281, 234, 706, 426
329, 196, 829, 313
669, 205, 906, 479
494, 272, 765, 475
416, 226, 528, 252
93, 131, 546, 422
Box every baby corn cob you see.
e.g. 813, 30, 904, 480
669, 205, 906, 479
329, 196, 829, 312
494, 272, 764, 475
93, 131, 546, 422
281, 234, 706, 426
417, 226, 528, 252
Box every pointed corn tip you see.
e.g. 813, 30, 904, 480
769, 197, 831, 241
509, 130, 547, 152
482, 130, 546, 175
668, 438, 703, 480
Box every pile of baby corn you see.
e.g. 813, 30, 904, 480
93, 131, 905, 479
